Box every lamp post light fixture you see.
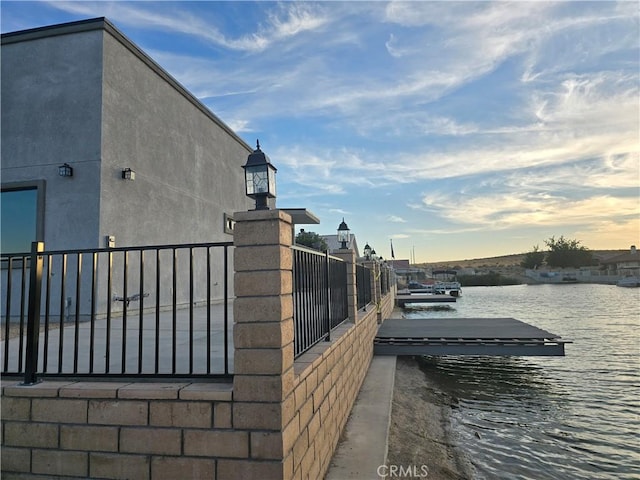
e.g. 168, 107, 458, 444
364, 243, 372, 260
337, 218, 351, 249
58, 163, 73, 177
121, 168, 136, 181
371, 249, 378, 260
243, 140, 277, 210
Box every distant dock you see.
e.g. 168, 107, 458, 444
395, 293, 456, 307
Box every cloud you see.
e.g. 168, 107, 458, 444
15, 1, 634, 256
329, 208, 350, 215
47, 1, 330, 52
417, 188, 638, 231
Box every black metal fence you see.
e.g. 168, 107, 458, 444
356, 264, 372, 310
1, 241, 234, 383
292, 246, 348, 358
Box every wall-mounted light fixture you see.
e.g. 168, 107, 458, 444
243, 140, 277, 210
121, 168, 136, 181
337, 218, 351, 249
58, 163, 73, 177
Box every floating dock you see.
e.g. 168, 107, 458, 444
374, 317, 569, 356
395, 294, 456, 307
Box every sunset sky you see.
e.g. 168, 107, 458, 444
2, 1, 638, 262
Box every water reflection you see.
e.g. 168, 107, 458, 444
405, 285, 639, 480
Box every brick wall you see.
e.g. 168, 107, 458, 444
1, 209, 395, 479
288, 306, 380, 479
1, 381, 233, 479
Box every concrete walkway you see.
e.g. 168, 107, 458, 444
326, 355, 397, 480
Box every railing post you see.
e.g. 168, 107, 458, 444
325, 250, 331, 341
23, 241, 44, 385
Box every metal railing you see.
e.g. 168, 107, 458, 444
356, 263, 372, 310
292, 246, 348, 358
2, 241, 234, 383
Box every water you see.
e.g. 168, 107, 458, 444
404, 284, 640, 480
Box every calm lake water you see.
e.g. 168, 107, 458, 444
405, 284, 640, 480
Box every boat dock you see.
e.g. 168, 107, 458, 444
374, 317, 569, 356
395, 293, 456, 307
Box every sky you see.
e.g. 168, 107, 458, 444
2, 1, 638, 262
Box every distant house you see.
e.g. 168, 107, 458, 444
389, 259, 411, 270
322, 234, 360, 257
1, 17, 253, 254
388, 259, 427, 286
599, 246, 640, 276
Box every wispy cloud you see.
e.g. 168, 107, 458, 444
46, 1, 330, 52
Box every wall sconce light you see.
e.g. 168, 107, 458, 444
337, 218, 351, 249
58, 163, 73, 177
122, 168, 136, 181
243, 140, 277, 210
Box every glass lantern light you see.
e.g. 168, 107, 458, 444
243, 140, 277, 210
337, 218, 351, 249
364, 243, 372, 260
58, 163, 73, 177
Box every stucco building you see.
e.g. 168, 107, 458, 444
600, 246, 640, 277
1, 17, 253, 254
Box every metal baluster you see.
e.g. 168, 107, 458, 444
73, 253, 82, 373
23, 242, 44, 385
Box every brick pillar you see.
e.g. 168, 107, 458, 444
229, 209, 295, 479
333, 249, 357, 322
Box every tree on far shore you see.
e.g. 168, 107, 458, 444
521, 237, 596, 269
521, 245, 546, 269
544, 236, 595, 268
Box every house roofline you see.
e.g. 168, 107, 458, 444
2, 17, 253, 154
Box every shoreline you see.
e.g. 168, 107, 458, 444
387, 356, 474, 480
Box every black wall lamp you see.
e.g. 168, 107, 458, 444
122, 168, 136, 181
243, 140, 276, 210
58, 163, 73, 177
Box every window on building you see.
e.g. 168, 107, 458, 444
1, 185, 40, 253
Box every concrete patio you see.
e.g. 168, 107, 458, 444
1, 302, 234, 377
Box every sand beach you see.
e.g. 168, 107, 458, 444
387, 356, 474, 480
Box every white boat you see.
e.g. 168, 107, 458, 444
434, 281, 462, 297
432, 269, 462, 297
617, 276, 640, 288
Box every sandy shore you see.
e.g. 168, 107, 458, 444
386, 356, 474, 480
